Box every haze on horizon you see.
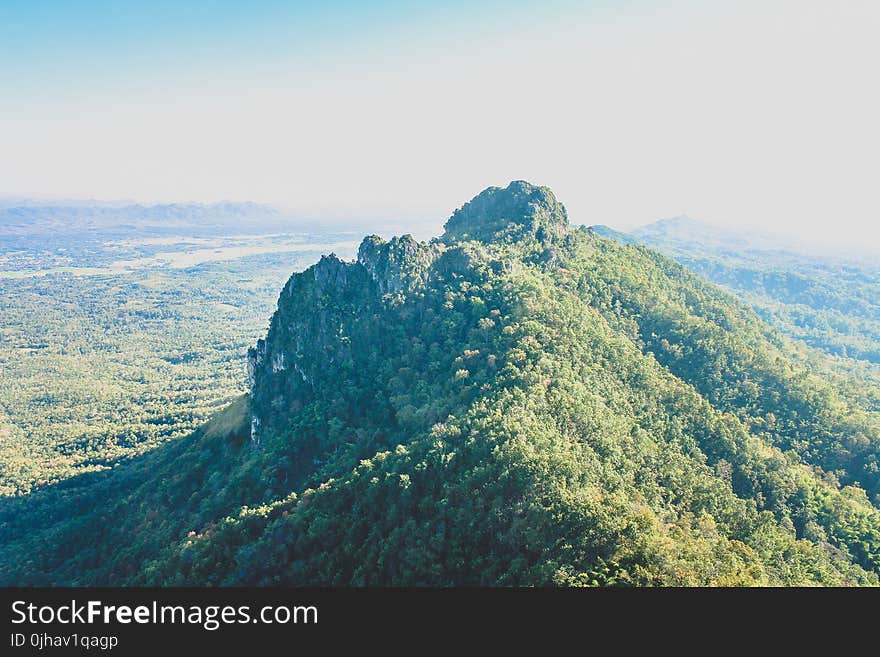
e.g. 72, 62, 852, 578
2, 0, 878, 254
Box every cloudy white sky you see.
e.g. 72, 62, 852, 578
1, 0, 878, 252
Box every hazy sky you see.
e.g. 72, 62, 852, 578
1, 0, 878, 252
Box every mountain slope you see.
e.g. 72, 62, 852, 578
594, 217, 880, 370
2, 182, 879, 586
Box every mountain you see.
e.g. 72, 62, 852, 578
631, 215, 784, 252
2, 181, 879, 586
595, 217, 880, 370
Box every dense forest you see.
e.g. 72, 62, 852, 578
0, 223, 359, 495
2, 181, 879, 586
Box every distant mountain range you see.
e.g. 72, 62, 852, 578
0, 202, 288, 237
595, 215, 828, 255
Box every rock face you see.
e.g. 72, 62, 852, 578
248, 253, 382, 431
247, 181, 565, 436
442, 180, 569, 243
357, 234, 438, 297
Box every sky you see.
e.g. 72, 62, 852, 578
1, 0, 878, 253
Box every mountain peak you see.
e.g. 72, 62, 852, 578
442, 180, 568, 243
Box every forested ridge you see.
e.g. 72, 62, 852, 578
2, 181, 879, 586
592, 217, 880, 371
